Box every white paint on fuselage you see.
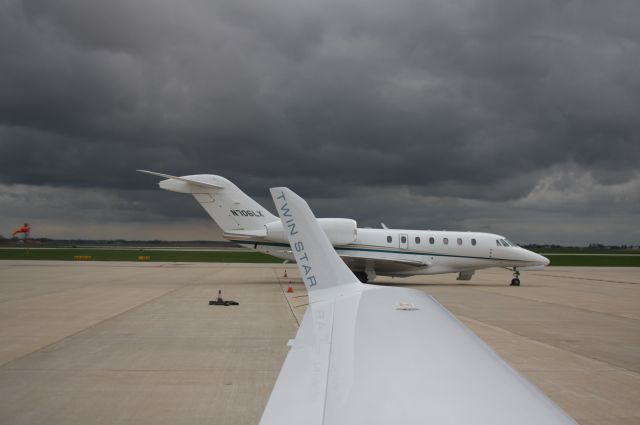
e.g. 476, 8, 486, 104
237, 228, 549, 277
141, 171, 549, 281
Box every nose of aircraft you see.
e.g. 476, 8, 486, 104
529, 251, 550, 266
538, 254, 550, 266
518, 248, 550, 266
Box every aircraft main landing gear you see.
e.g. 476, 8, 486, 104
510, 268, 521, 286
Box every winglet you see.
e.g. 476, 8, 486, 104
270, 187, 360, 294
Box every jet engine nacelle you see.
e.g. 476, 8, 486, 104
265, 218, 357, 246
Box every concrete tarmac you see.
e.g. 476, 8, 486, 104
0, 261, 638, 425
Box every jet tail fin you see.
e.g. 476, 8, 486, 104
269, 187, 361, 294
139, 170, 277, 232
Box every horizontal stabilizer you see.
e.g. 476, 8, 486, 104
137, 170, 223, 190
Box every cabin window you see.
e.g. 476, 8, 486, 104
429, 237, 435, 244
443, 237, 449, 245
457, 238, 462, 245
401, 235, 407, 243
415, 236, 421, 244
471, 238, 477, 246
387, 236, 392, 243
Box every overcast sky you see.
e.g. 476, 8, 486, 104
1, 0, 639, 245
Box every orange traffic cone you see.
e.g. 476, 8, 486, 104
283, 270, 288, 278
287, 283, 294, 293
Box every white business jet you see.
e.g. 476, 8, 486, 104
260, 186, 577, 424
139, 171, 549, 285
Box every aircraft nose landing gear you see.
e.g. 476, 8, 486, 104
510, 268, 521, 286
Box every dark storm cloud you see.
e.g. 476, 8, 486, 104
1, 0, 639, 243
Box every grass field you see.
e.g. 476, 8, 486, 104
543, 255, 640, 267
529, 247, 640, 255
0, 249, 281, 263
1, 248, 639, 267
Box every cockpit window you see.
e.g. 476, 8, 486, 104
500, 239, 509, 247
496, 239, 501, 247
505, 239, 517, 247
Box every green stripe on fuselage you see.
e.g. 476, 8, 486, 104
228, 240, 530, 263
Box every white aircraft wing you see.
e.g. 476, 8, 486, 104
339, 253, 428, 270
261, 187, 577, 425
